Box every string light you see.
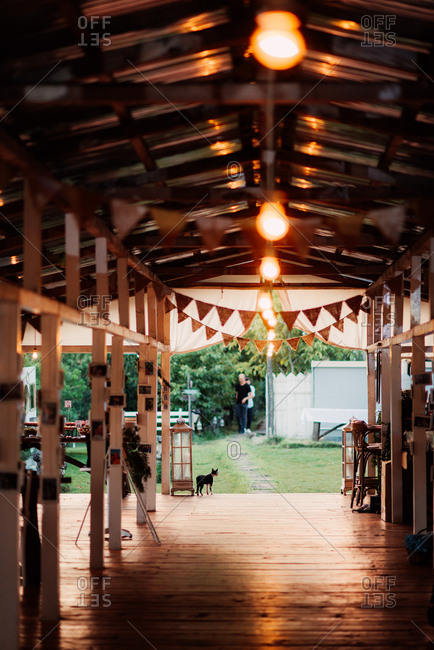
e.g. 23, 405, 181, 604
258, 291, 273, 311
260, 256, 280, 281
262, 308, 274, 321
10, 255, 18, 265
250, 11, 306, 70
268, 329, 276, 341
256, 202, 289, 241
267, 314, 278, 328
32, 347, 38, 360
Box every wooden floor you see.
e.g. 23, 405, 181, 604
20, 493, 433, 649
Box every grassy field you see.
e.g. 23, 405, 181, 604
62, 437, 342, 494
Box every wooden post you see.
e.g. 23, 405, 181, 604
23, 179, 41, 294
366, 297, 376, 425
135, 274, 148, 523
65, 212, 81, 308
0, 298, 21, 648
90, 237, 108, 569
40, 313, 61, 620
144, 284, 158, 511
108, 258, 129, 549
430, 239, 434, 565
161, 302, 171, 495
410, 254, 427, 533
390, 275, 403, 523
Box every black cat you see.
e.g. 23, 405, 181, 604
196, 468, 218, 495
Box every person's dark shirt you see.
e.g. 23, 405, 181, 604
235, 382, 250, 404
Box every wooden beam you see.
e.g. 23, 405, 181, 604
161, 302, 171, 496
0, 298, 21, 648
108, 334, 124, 550
65, 212, 80, 308
23, 178, 42, 293
390, 274, 403, 523
144, 284, 158, 512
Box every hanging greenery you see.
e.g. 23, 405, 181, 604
122, 426, 151, 492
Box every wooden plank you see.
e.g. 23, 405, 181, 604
161, 304, 171, 495
90, 237, 108, 569
116, 258, 130, 329
136, 342, 149, 524
65, 212, 80, 308
144, 284, 158, 511
390, 275, 403, 524
108, 334, 124, 550
40, 313, 61, 620
23, 178, 41, 293
0, 298, 21, 649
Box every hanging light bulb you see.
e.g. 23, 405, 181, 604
267, 343, 274, 357
267, 314, 278, 328
262, 308, 274, 321
10, 255, 18, 265
268, 329, 276, 341
32, 347, 38, 359
260, 256, 280, 281
258, 291, 273, 311
256, 202, 289, 242
250, 11, 306, 70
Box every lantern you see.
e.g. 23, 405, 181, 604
170, 418, 194, 496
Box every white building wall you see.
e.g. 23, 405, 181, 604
273, 372, 313, 439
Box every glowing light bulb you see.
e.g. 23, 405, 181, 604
256, 202, 289, 242
267, 314, 278, 328
32, 348, 38, 359
258, 291, 273, 311
10, 255, 18, 265
260, 256, 280, 281
250, 11, 306, 70
262, 308, 274, 321
268, 329, 276, 341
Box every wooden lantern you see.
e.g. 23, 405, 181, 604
170, 418, 194, 496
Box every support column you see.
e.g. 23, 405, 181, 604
390, 275, 403, 523
40, 313, 61, 620
366, 301, 376, 425
23, 178, 41, 294
410, 254, 427, 532
135, 273, 148, 523
144, 284, 158, 511
0, 299, 21, 648
90, 238, 108, 569
161, 303, 171, 495
65, 212, 80, 308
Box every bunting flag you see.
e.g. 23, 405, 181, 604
280, 311, 300, 331
345, 295, 363, 316
196, 300, 214, 321
318, 325, 331, 341
191, 318, 202, 333
239, 310, 256, 330
369, 205, 406, 244
63, 185, 101, 223
153, 279, 172, 301
237, 337, 250, 351
386, 275, 403, 294
196, 216, 231, 251
323, 301, 343, 322
177, 311, 189, 324
273, 340, 283, 354
303, 306, 322, 328
222, 333, 233, 347
346, 311, 359, 324
287, 337, 300, 351
205, 326, 218, 340
216, 305, 233, 327
175, 293, 194, 312
110, 198, 147, 240
152, 206, 186, 246
253, 340, 268, 353
289, 217, 320, 260
302, 332, 315, 347
27, 176, 56, 213
165, 299, 177, 314
334, 213, 364, 250
333, 319, 345, 333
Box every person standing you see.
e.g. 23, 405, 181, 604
235, 373, 251, 434
245, 377, 255, 435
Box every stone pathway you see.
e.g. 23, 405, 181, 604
231, 434, 275, 493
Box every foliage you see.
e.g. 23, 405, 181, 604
122, 426, 151, 491
60, 353, 92, 420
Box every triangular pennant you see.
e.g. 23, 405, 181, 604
369, 205, 406, 244
165, 299, 177, 314
196, 300, 214, 321
177, 311, 189, 324
345, 295, 363, 316
153, 280, 171, 302
110, 199, 147, 240
323, 301, 343, 322
239, 310, 256, 330
205, 326, 217, 340
280, 311, 300, 332
333, 213, 364, 250
273, 340, 283, 354
222, 333, 233, 347
287, 337, 300, 351
303, 306, 322, 328
302, 332, 315, 347
216, 305, 233, 328
288, 218, 320, 260
63, 185, 101, 222
253, 340, 268, 353
237, 337, 250, 351
333, 319, 345, 333
386, 275, 403, 295
27, 176, 55, 213
346, 311, 359, 324
196, 216, 231, 251
151, 206, 185, 246
175, 293, 194, 313
318, 326, 331, 341
191, 319, 203, 333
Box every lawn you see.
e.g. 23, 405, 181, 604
62, 436, 342, 494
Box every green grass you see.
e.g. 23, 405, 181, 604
62, 437, 341, 494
